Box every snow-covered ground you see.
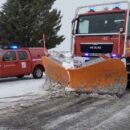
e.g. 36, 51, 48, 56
1, 74, 130, 130
0, 76, 47, 102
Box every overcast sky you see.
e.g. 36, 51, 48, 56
0, 0, 6, 7
0, 0, 129, 50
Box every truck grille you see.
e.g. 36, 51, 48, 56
80, 42, 113, 53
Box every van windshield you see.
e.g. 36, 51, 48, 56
77, 12, 125, 34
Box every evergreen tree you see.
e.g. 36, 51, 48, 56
0, 0, 64, 48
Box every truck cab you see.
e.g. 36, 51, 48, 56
72, 1, 130, 59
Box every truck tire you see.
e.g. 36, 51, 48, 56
17, 75, 24, 78
33, 66, 43, 79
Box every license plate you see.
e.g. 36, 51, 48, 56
89, 53, 99, 56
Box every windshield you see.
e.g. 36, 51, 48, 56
0, 51, 3, 57
77, 12, 125, 34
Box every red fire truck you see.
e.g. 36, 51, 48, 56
42, 1, 130, 95
0, 47, 47, 79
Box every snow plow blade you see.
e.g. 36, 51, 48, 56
42, 56, 69, 86
42, 56, 127, 95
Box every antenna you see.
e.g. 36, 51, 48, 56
43, 34, 46, 48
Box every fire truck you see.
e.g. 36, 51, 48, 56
42, 1, 130, 95
0, 46, 47, 79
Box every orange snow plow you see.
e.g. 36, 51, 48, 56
42, 56, 127, 95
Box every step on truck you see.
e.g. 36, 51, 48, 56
42, 1, 130, 95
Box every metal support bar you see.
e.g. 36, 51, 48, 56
124, 4, 130, 56
75, 1, 130, 18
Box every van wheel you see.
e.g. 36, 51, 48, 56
17, 75, 24, 78
33, 67, 43, 79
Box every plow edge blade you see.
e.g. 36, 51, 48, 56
42, 56, 69, 86
68, 59, 127, 95
42, 56, 127, 95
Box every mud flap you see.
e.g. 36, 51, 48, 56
42, 56, 127, 95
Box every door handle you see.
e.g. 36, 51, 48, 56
26, 60, 30, 63
15, 61, 18, 64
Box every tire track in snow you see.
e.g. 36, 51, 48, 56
92, 105, 130, 130
66, 92, 130, 130
42, 99, 112, 130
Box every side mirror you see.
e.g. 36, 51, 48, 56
72, 18, 78, 35
3, 56, 9, 61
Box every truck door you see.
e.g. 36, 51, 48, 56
1, 51, 18, 77
0, 51, 3, 78
17, 51, 31, 75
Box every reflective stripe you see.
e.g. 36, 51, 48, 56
32, 59, 41, 61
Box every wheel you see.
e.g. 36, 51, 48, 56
33, 66, 43, 79
17, 75, 24, 78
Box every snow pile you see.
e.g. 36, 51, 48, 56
49, 51, 105, 69
49, 51, 74, 69
42, 76, 118, 100
62, 61, 74, 69
42, 77, 67, 99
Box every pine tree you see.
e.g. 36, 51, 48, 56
0, 0, 64, 48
